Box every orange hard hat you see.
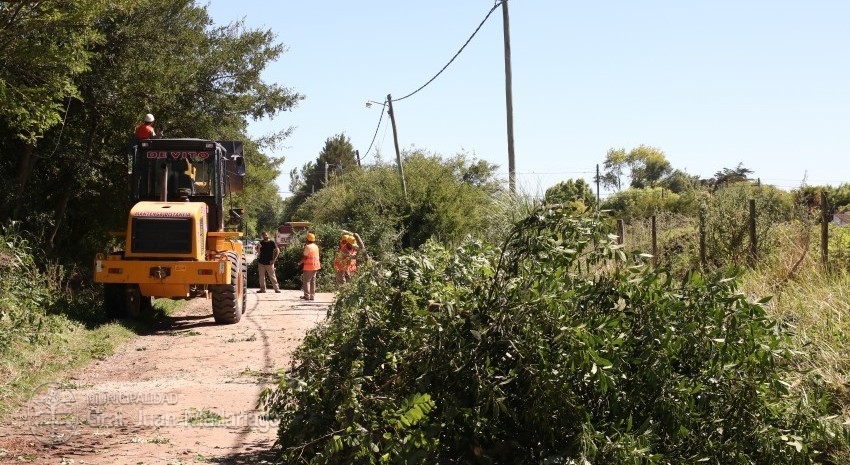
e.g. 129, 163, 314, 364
306, 232, 316, 242
343, 234, 356, 245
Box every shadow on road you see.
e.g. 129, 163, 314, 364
211, 446, 278, 464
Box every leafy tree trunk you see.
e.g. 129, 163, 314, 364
49, 114, 101, 251
12, 143, 38, 219
48, 183, 73, 251
15, 144, 36, 197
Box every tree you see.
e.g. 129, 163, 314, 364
660, 169, 700, 193
544, 178, 595, 208
292, 150, 504, 253
0, 0, 104, 143
601, 148, 627, 191
0, 0, 301, 261
627, 145, 672, 189
711, 162, 754, 190
0, 0, 110, 216
283, 133, 359, 220
315, 134, 359, 186
456, 155, 500, 191
253, 197, 285, 237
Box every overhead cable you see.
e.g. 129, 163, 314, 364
394, 2, 501, 102
362, 101, 386, 160
34, 95, 73, 159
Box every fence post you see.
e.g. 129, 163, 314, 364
821, 190, 829, 268
651, 215, 657, 266
617, 219, 625, 245
748, 199, 757, 267
699, 208, 706, 269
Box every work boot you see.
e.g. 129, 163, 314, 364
257, 290, 266, 293
274, 289, 280, 293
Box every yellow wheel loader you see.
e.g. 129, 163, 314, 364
94, 138, 247, 324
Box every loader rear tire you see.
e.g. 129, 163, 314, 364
125, 284, 148, 318
103, 284, 124, 319
211, 251, 243, 324
104, 284, 151, 319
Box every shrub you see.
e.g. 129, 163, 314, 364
702, 184, 795, 268
0, 227, 70, 350
602, 187, 706, 220
261, 206, 848, 464
293, 151, 505, 253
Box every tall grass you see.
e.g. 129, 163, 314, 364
0, 226, 138, 418
741, 223, 850, 418
615, 211, 850, 425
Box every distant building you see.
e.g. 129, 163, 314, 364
832, 213, 850, 226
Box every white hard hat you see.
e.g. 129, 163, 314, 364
144, 113, 155, 123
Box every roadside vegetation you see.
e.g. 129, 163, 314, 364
262, 144, 850, 463
0, 226, 189, 418
0, 0, 296, 419
2, 2, 850, 463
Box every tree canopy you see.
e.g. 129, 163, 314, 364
601, 145, 673, 190
0, 0, 302, 259
710, 162, 754, 190
284, 133, 359, 221
544, 178, 595, 209
291, 150, 504, 253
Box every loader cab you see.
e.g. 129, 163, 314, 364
130, 138, 245, 231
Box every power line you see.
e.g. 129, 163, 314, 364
362, 101, 386, 160
394, 2, 501, 102
499, 170, 595, 175
33, 96, 73, 159
379, 112, 391, 157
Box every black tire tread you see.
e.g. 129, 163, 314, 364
211, 251, 242, 324
103, 283, 125, 319
241, 252, 247, 313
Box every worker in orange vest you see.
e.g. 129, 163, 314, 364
299, 232, 321, 300
333, 234, 358, 288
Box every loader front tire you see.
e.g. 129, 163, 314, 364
241, 252, 247, 313
211, 251, 243, 324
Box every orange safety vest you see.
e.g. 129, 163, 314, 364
302, 243, 321, 271
347, 246, 357, 273
334, 244, 357, 272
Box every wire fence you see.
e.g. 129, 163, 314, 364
612, 195, 849, 274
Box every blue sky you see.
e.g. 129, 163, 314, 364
206, 1, 850, 198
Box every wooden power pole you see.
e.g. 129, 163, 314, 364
595, 164, 601, 205
386, 94, 408, 201
501, 0, 516, 193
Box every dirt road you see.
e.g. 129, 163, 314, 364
0, 289, 330, 464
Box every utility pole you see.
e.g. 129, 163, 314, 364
324, 161, 329, 185
595, 164, 601, 205
355, 150, 361, 168
386, 94, 408, 201
501, 0, 516, 193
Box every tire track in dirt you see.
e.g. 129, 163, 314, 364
0, 289, 330, 464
